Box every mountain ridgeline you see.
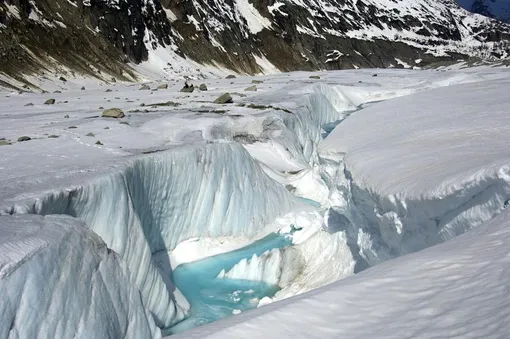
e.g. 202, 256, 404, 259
1, 0, 510, 83
457, 0, 510, 23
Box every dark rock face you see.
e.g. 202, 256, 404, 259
1, 0, 510, 81
163, 0, 510, 72
86, 0, 172, 62
0, 0, 172, 82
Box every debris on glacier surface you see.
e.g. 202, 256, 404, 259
1, 66, 510, 337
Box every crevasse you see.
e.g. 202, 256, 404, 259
1, 143, 297, 329
219, 82, 510, 302
1, 82, 509, 337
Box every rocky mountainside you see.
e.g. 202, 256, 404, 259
457, 0, 510, 22
1, 0, 510, 85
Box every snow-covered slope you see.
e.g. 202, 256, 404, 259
0, 214, 160, 339
158, 0, 510, 72
457, 0, 510, 22
2, 0, 510, 88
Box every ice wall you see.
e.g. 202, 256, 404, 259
1, 143, 296, 328
274, 84, 356, 166
217, 247, 304, 288
314, 84, 510, 267
0, 214, 160, 339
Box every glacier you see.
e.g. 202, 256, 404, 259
0, 214, 160, 339
1, 143, 297, 329
1, 67, 510, 337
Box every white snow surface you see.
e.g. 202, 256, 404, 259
1, 66, 510, 337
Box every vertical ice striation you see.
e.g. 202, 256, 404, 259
0, 214, 161, 339
217, 247, 304, 288
2, 143, 297, 328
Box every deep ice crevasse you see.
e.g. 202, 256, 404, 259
2, 80, 510, 336
1, 143, 297, 328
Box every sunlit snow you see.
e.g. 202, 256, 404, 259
1, 65, 510, 338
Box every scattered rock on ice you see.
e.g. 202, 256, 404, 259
17, 136, 31, 142
139, 84, 151, 90
24, 103, 34, 107
214, 93, 233, 104
44, 99, 55, 105
0, 140, 10, 146
252, 80, 263, 84
81, 86, 85, 90
180, 85, 195, 93
199, 84, 208, 91
68, 126, 77, 129
48, 135, 59, 138
244, 85, 257, 91
233, 133, 258, 144
309, 75, 320, 79
95, 140, 103, 145
119, 121, 129, 125
102, 108, 125, 118
86, 133, 95, 137
59, 76, 67, 82
105, 89, 113, 92
226, 75, 236, 79
157, 84, 168, 89
104, 127, 110, 130
64, 114, 69, 118
151, 101, 180, 107
54, 90, 62, 93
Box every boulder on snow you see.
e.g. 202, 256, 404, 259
244, 85, 257, 91
17, 136, 31, 142
214, 93, 233, 104
0, 140, 10, 146
225, 75, 236, 79
44, 99, 55, 105
199, 84, 208, 91
252, 80, 263, 84
102, 108, 125, 118
309, 75, 321, 79
157, 84, 168, 89
139, 84, 151, 90
180, 85, 195, 93
81, 86, 86, 90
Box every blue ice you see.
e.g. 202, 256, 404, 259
167, 232, 293, 334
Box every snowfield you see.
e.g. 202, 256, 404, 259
1, 65, 510, 338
